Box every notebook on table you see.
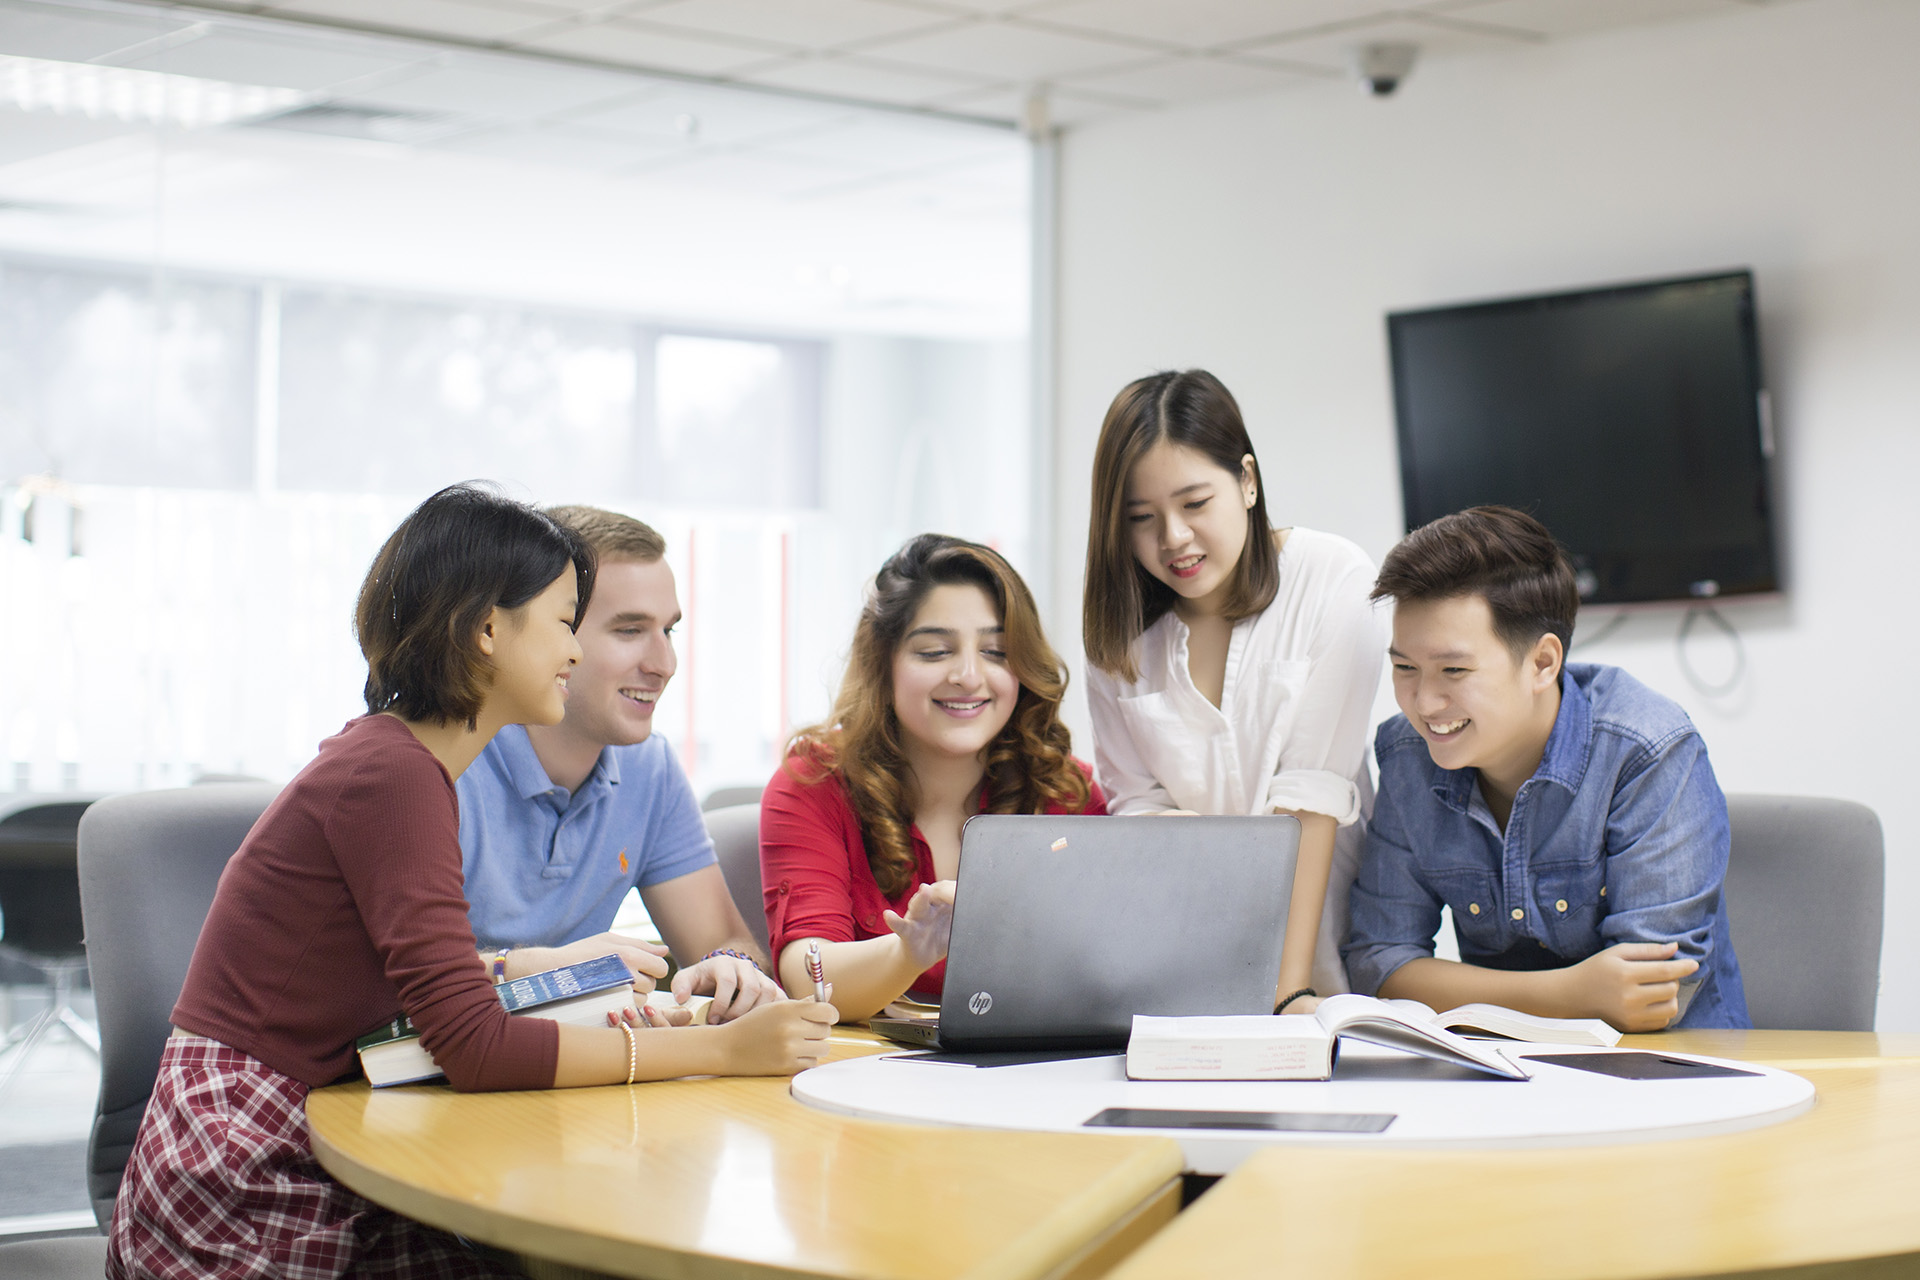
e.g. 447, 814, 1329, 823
868, 813, 1299, 1053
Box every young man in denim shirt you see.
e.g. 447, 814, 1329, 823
1344, 507, 1748, 1030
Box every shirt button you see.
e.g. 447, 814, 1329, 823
1510, 908, 1525, 921
1468, 903, 1481, 915
1600, 886, 1607, 898
1555, 899, 1569, 913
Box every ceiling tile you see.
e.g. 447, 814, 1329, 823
737, 53, 992, 106
1061, 53, 1329, 104
516, 18, 781, 73
259, 0, 551, 42
926, 80, 1141, 125
0, 7, 196, 63
767, 113, 1014, 170
556, 83, 856, 144
625, 145, 865, 196
342, 61, 643, 118
864, 18, 1151, 79
1427, 0, 1743, 39
872, 0, 1062, 13
1236, 12, 1538, 74
427, 120, 681, 168
1028, 0, 1390, 51
110, 29, 421, 91
637, 0, 958, 51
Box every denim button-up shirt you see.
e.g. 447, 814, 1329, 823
1344, 663, 1749, 1029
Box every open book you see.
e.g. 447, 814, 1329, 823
1127, 994, 1532, 1082
1379, 999, 1620, 1047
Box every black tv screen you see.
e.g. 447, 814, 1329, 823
1386, 271, 1778, 604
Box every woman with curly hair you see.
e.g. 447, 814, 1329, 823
760, 534, 1105, 1020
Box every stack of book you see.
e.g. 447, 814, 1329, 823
355, 953, 638, 1087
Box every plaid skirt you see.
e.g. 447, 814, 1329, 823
107, 1034, 522, 1280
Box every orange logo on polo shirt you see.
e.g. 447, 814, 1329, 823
618, 848, 629, 874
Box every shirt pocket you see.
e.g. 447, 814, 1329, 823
1423, 867, 1504, 957
1534, 864, 1604, 953
1114, 690, 1215, 811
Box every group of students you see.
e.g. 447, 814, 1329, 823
106, 368, 1747, 1279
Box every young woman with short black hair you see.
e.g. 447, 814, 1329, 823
109, 484, 834, 1280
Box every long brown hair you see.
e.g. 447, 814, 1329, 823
1082, 370, 1279, 682
789, 534, 1089, 897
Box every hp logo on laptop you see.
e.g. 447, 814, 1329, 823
967, 991, 993, 1016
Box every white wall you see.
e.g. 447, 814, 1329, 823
1048, 0, 1920, 1030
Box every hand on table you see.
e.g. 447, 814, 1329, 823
716, 995, 838, 1076
665, 952, 786, 1024
883, 880, 956, 972
1560, 941, 1698, 1032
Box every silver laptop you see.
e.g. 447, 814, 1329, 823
870, 814, 1299, 1052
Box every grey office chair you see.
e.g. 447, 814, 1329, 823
76, 782, 280, 1230
703, 802, 770, 955
701, 784, 765, 813
1722, 794, 1884, 1031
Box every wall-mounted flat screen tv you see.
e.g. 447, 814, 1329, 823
1386, 270, 1778, 605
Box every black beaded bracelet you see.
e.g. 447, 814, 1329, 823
703, 947, 764, 974
1273, 986, 1318, 1015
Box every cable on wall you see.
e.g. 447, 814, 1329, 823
1676, 604, 1746, 698
1569, 610, 1628, 654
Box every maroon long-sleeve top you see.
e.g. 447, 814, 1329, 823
172, 714, 558, 1091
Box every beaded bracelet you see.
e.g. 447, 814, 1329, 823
703, 947, 763, 973
620, 1021, 637, 1086
1273, 986, 1318, 1015
490, 947, 512, 985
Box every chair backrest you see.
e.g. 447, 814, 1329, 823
703, 802, 768, 956
1722, 793, 1883, 1031
76, 782, 280, 1229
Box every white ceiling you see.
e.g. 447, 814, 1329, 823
0, 0, 1801, 338
169, 0, 1792, 124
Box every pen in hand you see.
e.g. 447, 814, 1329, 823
806, 941, 828, 1004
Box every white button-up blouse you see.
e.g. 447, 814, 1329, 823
1084, 527, 1389, 992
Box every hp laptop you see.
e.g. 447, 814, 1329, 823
869, 813, 1299, 1052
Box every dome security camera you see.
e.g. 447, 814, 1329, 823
1352, 42, 1419, 97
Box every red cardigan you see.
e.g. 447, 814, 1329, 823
173, 715, 558, 1090
759, 753, 1106, 997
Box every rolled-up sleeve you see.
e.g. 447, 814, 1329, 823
1342, 747, 1444, 995
1263, 561, 1388, 825
1598, 732, 1729, 970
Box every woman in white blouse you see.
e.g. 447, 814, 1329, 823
1082, 369, 1387, 1012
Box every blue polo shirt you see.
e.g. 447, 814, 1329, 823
456, 725, 715, 950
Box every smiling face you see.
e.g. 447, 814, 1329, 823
1388, 593, 1564, 796
482, 571, 584, 729
889, 583, 1020, 767
1124, 439, 1258, 617
557, 556, 680, 748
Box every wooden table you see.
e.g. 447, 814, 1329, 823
1102, 1030, 1920, 1280
307, 1029, 1184, 1280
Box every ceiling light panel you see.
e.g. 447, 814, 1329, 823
0, 53, 306, 127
